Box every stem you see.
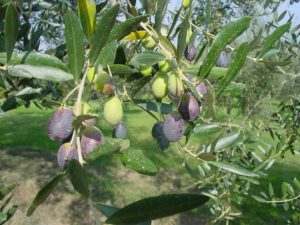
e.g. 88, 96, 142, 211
74, 67, 88, 116
263, 194, 300, 204
61, 85, 80, 106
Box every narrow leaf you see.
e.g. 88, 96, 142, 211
95, 203, 152, 225
199, 17, 251, 78
86, 138, 130, 162
217, 42, 249, 96
65, 8, 85, 80
0, 52, 68, 71
89, 4, 119, 65
258, 22, 291, 58
176, 11, 190, 62
77, 0, 96, 42
108, 15, 149, 42
8, 65, 73, 82
4, 3, 19, 62
131, 50, 165, 66
193, 124, 222, 134
26, 173, 65, 216
210, 161, 259, 177
67, 160, 90, 198
0, 184, 16, 201
119, 148, 157, 176
106, 194, 209, 224
122, 31, 147, 41
203, 132, 241, 152
97, 41, 118, 66
154, 0, 168, 34
183, 66, 227, 79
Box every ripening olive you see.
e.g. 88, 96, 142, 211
152, 72, 168, 99
168, 72, 184, 100
104, 96, 123, 125
140, 65, 153, 76
184, 45, 197, 61
81, 126, 104, 158
142, 36, 156, 50
158, 60, 173, 73
178, 93, 200, 121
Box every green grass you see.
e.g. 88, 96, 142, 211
0, 104, 299, 224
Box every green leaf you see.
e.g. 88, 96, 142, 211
0, 212, 7, 224
131, 50, 165, 66
268, 183, 274, 198
64, 8, 85, 80
199, 17, 251, 78
4, 2, 19, 62
26, 173, 65, 216
258, 22, 291, 58
193, 124, 222, 134
134, 100, 172, 114
167, 6, 182, 38
77, 0, 96, 42
252, 195, 267, 203
86, 138, 130, 162
0, 52, 68, 71
89, 4, 119, 65
183, 66, 227, 79
5, 205, 17, 221
106, 194, 209, 224
119, 148, 157, 176
154, 1, 168, 34
222, 82, 245, 97
95, 204, 119, 217
96, 41, 118, 66
8, 65, 73, 82
203, 132, 241, 152
67, 160, 90, 198
95, 203, 151, 225
217, 42, 249, 96
130, 75, 152, 97
108, 15, 149, 42
176, 11, 190, 62
103, 64, 137, 76
0, 184, 16, 201
210, 161, 258, 177
261, 60, 292, 66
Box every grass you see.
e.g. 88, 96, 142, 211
0, 103, 300, 224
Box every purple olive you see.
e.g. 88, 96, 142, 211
162, 113, 186, 142
57, 143, 78, 170
112, 122, 127, 139
216, 51, 231, 67
81, 126, 104, 158
178, 93, 200, 121
184, 45, 197, 61
151, 122, 170, 150
48, 107, 73, 142
196, 82, 207, 95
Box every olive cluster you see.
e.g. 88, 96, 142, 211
48, 100, 127, 169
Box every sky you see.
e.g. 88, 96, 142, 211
137, 0, 300, 27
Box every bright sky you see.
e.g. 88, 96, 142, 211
138, 0, 300, 27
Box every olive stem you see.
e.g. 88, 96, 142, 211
61, 85, 80, 106
76, 135, 85, 165
74, 66, 88, 116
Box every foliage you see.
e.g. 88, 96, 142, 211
0, 181, 17, 224
0, 0, 300, 224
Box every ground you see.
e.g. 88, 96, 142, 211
0, 104, 299, 225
